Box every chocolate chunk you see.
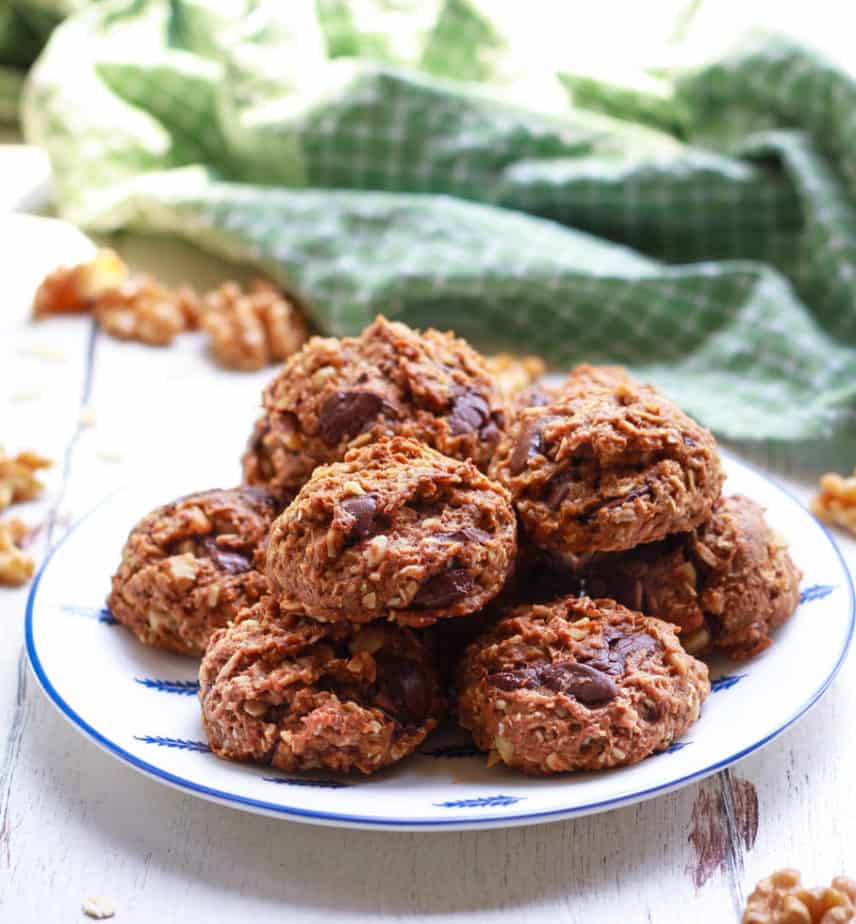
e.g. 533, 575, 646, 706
198, 537, 253, 574
585, 629, 661, 676
479, 417, 503, 445
247, 417, 272, 453
639, 701, 660, 723
488, 666, 541, 692
238, 486, 281, 514
449, 389, 490, 435
488, 660, 617, 706
608, 632, 659, 670
539, 661, 618, 705
434, 527, 490, 544
545, 469, 576, 508
375, 654, 431, 723
411, 567, 474, 609
318, 391, 384, 445
340, 494, 382, 543
510, 419, 545, 475
601, 484, 652, 511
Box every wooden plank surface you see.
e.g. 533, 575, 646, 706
1, 201, 853, 922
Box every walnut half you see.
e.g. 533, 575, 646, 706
32, 250, 201, 347
32, 249, 128, 318
95, 277, 201, 347
744, 869, 856, 924
201, 279, 307, 371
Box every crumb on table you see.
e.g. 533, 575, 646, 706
81, 895, 116, 919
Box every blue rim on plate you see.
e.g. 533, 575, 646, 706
25, 464, 856, 830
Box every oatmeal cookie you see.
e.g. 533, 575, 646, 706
265, 437, 517, 628
456, 595, 710, 775
199, 597, 445, 775
241, 315, 506, 500
585, 495, 802, 660
489, 379, 723, 554
108, 487, 280, 656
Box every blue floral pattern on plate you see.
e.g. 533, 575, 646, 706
800, 584, 836, 604
135, 735, 210, 753
135, 678, 200, 695
434, 795, 525, 808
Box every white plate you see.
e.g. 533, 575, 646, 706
26, 453, 854, 831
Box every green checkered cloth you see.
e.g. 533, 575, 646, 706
16, 1, 856, 470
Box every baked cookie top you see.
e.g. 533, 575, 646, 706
265, 436, 517, 627
199, 597, 445, 775
489, 379, 723, 553
107, 486, 279, 656
242, 315, 505, 499
586, 495, 802, 660
456, 595, 710, 774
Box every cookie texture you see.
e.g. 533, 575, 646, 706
108, 487, 279, 656
242, 315, 506, 500
489, 378, 723, 554
456, 595, 710, 775
199, 597, 445, 774
585, 495, 802, 660
265, 437, 517, 627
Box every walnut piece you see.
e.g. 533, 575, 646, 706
201, 279, 308, 371
812, 470, 856, 535
0, 517, 34, 586
32, 249, 128, 318
484, 353, 546, 402
95, 277, 201, 347
744, 869, 856, 924
0, 448, 51, 510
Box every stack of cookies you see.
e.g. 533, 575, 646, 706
108, 317, 801, 777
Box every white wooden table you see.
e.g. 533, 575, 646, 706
1, 144, 853, 923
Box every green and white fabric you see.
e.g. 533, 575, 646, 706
12, 0, 856, 469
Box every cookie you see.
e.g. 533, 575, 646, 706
456, 595, 710, 774
107, 487, 279, 656
489, 378, 723, 554
265, 437, 517, 628
199, 597, 445, 775
585, 495, 802, 660
242, 315, 505, 500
